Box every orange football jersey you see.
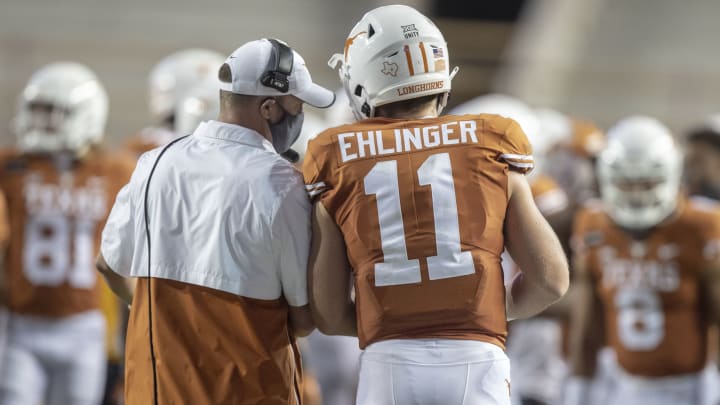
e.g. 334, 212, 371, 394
0, 149, 135, 318
569, 119, 604, 159
303, 114, 533, 349
573, 197, 720, 376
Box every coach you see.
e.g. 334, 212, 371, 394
96, 38, 334, 404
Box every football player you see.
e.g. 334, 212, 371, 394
303, 5, 569, 404
684, 115, 720, 200
567, 116, 720, 405
545, 116, 605, 211
0, 62, 135, 405
125, 48, 224, 156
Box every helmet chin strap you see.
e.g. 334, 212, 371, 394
449, 66, 460, 80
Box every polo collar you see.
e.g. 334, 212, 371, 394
194, 120, 276, 153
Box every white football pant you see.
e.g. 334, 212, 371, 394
0, 310, 106, 405
357, 339, 511, 405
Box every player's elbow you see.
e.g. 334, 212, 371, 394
310, 303, 352, 336
545, 257, 570, 302
311, 307, 342, 335
289, 305, 316, 337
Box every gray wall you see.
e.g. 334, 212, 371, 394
0, 0, 434, 146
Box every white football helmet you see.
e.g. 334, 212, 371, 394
14, 62, 108, 154
325, 87, 356, 127
174, 80, 220, 135
535, 107, 572, 151
328, 5, 458, 120
449, 94, 543, 173
597, 115, 682, 230
148, 48, 224, 124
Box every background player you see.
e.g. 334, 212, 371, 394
0, 62, 135, 405
124, 48, 224, 156
304, 5, 569, 404
684, 116, 720, 201
567, 115, 720, 405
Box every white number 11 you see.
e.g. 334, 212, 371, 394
364, 152, 475, 287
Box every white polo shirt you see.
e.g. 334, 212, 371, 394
101, 120, 311, 306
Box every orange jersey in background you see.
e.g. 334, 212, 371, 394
0, 150, 135, 318
303, 113, 533, 349
124, 126, 176, 158
530, 174, 569, 217
573, 197, 720, 377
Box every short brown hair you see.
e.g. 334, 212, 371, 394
375, 94, 441, 117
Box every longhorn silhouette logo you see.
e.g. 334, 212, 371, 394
381, 61, 399, 77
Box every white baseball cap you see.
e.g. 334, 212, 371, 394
219, 39, 335, 108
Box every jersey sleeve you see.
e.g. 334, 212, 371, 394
302, 132, 334, 203
570, 203, 604, 257
482, 116, 534, 174
700, 206, 720, 266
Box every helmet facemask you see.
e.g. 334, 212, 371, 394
14, 63, 108, 156
597, 117, 682, 230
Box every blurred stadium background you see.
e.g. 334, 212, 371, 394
3, 0, 720, 146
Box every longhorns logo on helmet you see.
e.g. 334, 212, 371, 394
328, 5, 459, 120
14, 62, 108, 155
597, 115, 682, 230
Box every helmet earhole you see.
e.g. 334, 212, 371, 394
354, 85, 363, 97
361, 103, 371, 117
368, 24, 376, 38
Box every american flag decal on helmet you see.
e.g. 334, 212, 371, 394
431, 46, 444, 58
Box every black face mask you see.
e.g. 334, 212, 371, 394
268, 103, 304, 154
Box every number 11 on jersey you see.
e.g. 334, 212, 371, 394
364, 152, 475, 287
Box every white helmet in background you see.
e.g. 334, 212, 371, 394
174, 80, 220, 135
14, 62, 108, 154
148, 48, 224, 124
328, 5, 459, 120
597, 115, 682, 230
449, 94, 544, 172
535, 107, 572, 151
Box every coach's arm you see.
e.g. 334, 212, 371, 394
96, 253, 135, 305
